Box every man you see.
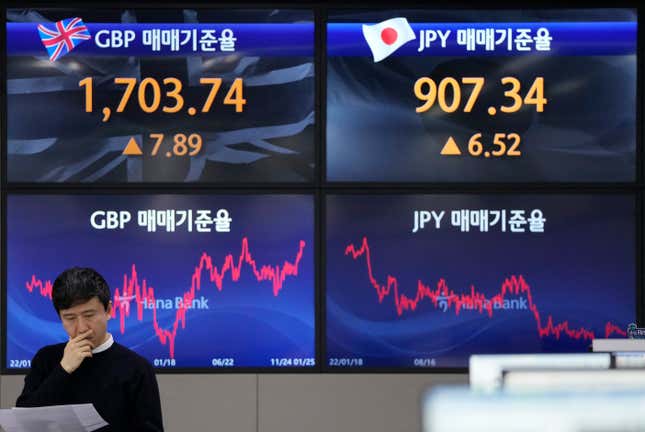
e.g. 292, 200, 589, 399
16, 267, 164, 432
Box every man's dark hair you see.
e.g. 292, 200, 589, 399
51, 267, 111, 314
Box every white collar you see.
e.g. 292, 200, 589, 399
92, 333, 114, 354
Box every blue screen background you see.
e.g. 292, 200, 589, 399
6, 194, 315, 369
326, 194, 635, 368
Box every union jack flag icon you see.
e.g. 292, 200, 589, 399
38, 17, 91, 62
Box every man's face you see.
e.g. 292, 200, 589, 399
59, 297, 111, 347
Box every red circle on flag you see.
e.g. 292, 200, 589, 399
380, 27, 398, 45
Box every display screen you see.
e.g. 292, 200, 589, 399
326, 9, 637, 182
469, 353, 611, 392
503, 370, 645, 393
6, 9, 314, 183
423, 387, 645, 432
326, 194, 635, 368
6, 194, 315, 369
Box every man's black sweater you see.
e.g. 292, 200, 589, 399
16, 342, 164, 432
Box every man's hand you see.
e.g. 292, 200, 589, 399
60, 330, 94, 374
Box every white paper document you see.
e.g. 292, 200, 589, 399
0, 403, 107, 432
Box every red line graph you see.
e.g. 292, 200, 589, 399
25, 237, 306, 358
345, 237, 627, 340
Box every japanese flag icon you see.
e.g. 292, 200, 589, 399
362, 17, 416, 62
